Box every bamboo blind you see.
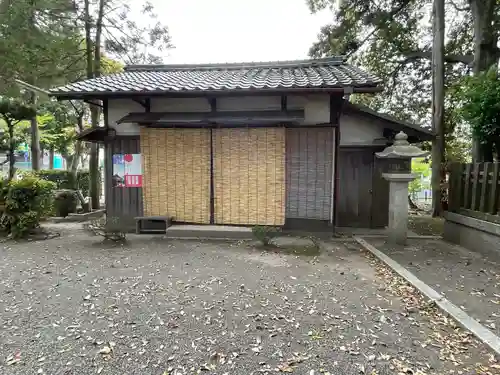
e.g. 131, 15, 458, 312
141, 128, 211, 223
213, 128, 286, 225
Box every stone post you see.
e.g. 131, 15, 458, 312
376, 131, 429, 246
383, 173, 417, 245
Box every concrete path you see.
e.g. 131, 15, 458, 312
356, 237, 500, 357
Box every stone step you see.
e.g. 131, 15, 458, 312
165, 225, 253, 240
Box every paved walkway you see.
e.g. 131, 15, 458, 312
0, 231, 496, 374
368, 238, 500, 339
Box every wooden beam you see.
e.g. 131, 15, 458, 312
83, 99, 103, 108
281, 95, 287, 111
209, 97, 217, 112
131, 98, 149, 109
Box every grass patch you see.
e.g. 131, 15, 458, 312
254, 235, 321, 256
408, 214, 444, 236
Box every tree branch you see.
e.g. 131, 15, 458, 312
404, 50, 474, 65
448, 0, 470, 12
347, 0, 414, 58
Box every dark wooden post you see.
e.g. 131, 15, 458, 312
490, 163, 499, 215
470, 163, 481, 211
479, 162, 490, 213
463, 164, 472, 210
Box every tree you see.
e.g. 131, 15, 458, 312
38, 102, 81, 169
72, 0, 171, 209
3, 0, 170, 208
455, 67, 500, 159
0, 98, 36, 180
468, 0, 499, 161
409, 157, 431, 209
307, 0, 500, 214
431, 0, 445, 217
0, 0, 84, 171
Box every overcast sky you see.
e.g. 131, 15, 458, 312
150, 0, 333, 64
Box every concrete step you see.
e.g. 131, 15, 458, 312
166, 225, 253, 240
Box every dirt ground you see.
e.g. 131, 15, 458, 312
408, 214, 444, 236
370, 238, 500, 338
0, 227, 498, 375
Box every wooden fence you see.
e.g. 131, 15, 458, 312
448, 162, 500, 224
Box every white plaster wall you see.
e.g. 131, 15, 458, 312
108, 99, 144, 135
150, 97, 210, 112
217, 96, 281, 111
288, 94, 331, 124
338, 112, 385, 146
108, 94, 332, 135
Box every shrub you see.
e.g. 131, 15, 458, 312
252, 225, 281, 246
19, 169, 98, 197
54, 189, 78, 217
2, 177, 56, 238
0, 179, 9, 213
85, 216, 126, 243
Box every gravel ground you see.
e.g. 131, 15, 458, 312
369, 238, 500, 337
0, 228, 497, 375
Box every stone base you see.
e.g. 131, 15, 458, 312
166, 225, 253, 240
444, 212, 500, 258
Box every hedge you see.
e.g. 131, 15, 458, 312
19, 170, 101, 197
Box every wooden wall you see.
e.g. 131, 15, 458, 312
105, 136, 143, 230
336, 147, 410, 228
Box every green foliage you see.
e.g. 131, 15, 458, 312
36, 101, 85, 165
409, 158, 430, 196
21, 169, 96, 197
0, 0, 84, 93
0, 98, 37, 122
2, 177, 55, 238
252, 225, 281, 247
0, 178, 9, 208
453, 67, 500, 155
54, 189, 77, 217
307, 0, 476, 162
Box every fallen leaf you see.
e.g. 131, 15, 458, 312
99, 346, 112, 355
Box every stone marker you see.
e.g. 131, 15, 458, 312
376, 131, 429, 245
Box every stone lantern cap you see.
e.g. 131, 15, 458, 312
376, 131, 429, 159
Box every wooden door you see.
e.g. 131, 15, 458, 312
213, 128, 286, 225
336, 148, 374, 227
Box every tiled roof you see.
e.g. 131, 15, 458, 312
50, 57, 382, 98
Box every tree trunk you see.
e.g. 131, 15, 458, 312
28, 90, 40, 171
408, 195, 420, 210
431, 0, 445, 217
7, 122, 15, 181
49, 148, 55, 169
89, 107, 100, 209
70, 113, 84, 177
469, 0, 499, 161
84, 0, 105, 210
84, 0, 93, 81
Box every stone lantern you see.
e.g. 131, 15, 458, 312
376, 131, 429, 245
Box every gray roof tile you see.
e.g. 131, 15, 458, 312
50, 57, 382, 97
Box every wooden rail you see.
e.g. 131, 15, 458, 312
448, 162, 500, 223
